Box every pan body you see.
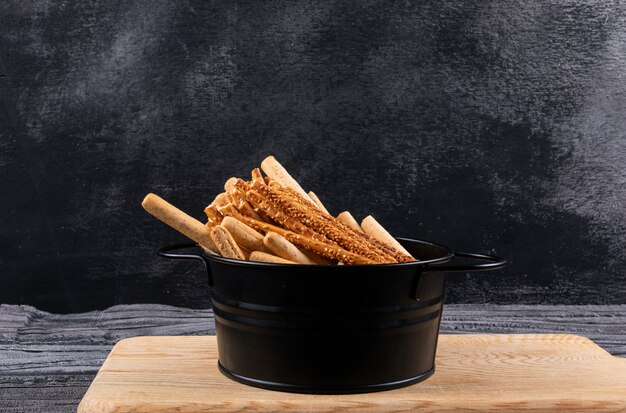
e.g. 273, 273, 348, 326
206, 238, 452, 394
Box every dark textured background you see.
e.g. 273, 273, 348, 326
1, 1, 625, 312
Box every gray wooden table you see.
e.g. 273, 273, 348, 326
1, 304, 624, 413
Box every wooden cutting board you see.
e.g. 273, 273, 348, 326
78, 334, 626, 412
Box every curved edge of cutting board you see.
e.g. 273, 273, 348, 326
77, 334, 626, 413
441, 333, 618, 357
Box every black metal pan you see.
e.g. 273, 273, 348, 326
158, 237, 506, 394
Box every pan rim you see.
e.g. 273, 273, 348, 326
203, 237, 454, 269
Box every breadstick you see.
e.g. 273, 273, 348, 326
240, 247, 251, 260
221, 216, 269, 253
246, 189, 332, 244
224, 177, 238, 192
262, 183, 396, 263
218, 204, 376, 264
361, 215, 413, 257
249, 251, 296, 264
299, 248, 335, 265
214, 192, 230, 207
308, 191, 330, 215
263, 232, 317, 264
204, 192, 229, 225
337, 211, 364, 234
251, 168, 263, 181
260, 155, 316, 205
142, 193, 218, 253
203, 221, 219, 254
204, 205, 223, 225
209, 226, 246, 260
225, 178, 264, 221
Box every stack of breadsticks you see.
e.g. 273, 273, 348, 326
142, 156, 416, 265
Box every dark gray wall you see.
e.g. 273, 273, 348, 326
1, 1, 625, 312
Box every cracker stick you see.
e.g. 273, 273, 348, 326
260, 183, 396, 263
337, 211, 365, 234
221, 216, 270, 253
225, 178, 264, 221
224, 177, 238, 192
263, 232, 317, 264
251, 168, 263, 181
142, 193, 218, 253
218, 204, 376, 264
299, 248, 335, 265
260, 155, 316, 205
240, 247, 251, 260
221, 200, 330, 265
361, 215, 413, 257
209, 226, 246, 260
249, 251, 296, 264
203, 220, 220, 254
204, 205, 223, 225
204, 192, 229, 225
214, 192, 230, 206
246, 189, 331, 243
308, 191, 330, 215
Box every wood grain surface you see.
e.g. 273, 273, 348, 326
77, 334, 626, 413
1, 304, 625, 413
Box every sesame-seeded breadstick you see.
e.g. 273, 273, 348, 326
262, 183, 397, 263
245, 190, 333, 245
272, 184, 415, 262
218, 204, 375, 264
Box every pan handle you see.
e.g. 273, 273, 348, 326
424, 251, 507, 272
157, 243, 213, 286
